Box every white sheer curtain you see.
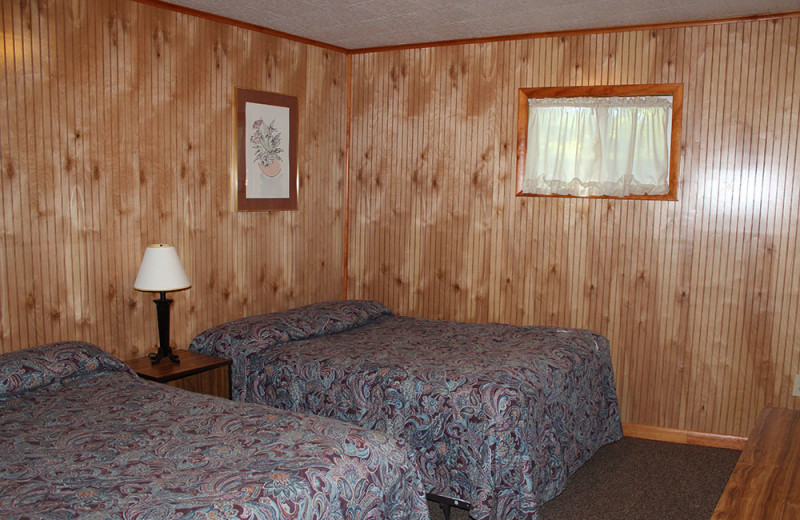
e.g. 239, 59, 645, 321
523, 95, 672, 197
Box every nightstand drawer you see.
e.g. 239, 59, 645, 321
164, 364, 230, 399
126, 349, 232, 399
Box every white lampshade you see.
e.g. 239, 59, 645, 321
134, 244, 191, 292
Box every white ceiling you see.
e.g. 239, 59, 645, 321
162, 0, 800, 50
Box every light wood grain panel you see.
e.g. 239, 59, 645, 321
0, 0, 348, 360
711, 407, 800, 518
2, 0, 799, 441
349, 16, 800, 437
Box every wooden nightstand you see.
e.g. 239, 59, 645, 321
126, 349, 232, 399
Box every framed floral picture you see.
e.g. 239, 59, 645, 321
234, 88, 298, 211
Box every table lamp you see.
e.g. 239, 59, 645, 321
134, 244, 191, 364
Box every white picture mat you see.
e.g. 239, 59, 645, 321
245, 102, 291, 199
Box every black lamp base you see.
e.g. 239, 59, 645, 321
149, 347, 180, 364
149, 291, 180, 365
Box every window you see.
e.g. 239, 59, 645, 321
516, 84, 683, 200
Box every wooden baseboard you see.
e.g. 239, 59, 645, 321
622, 422, 747, 450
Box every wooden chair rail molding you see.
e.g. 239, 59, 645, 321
711, 407, 800, 519
622, 422, 747, 450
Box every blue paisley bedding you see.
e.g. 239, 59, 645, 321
190, 300, 624, 520
0, 341, 429, 520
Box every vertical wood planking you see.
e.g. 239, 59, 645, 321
0, 0, 348, 360
2, 0, 799, 439
349, 15, 800, 437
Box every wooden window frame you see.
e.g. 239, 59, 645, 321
516, 83, 683, 201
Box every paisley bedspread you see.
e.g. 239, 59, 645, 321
190, 300, 623, 520
0, 341, 429, 520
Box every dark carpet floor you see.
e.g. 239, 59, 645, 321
427, 437, 741, 520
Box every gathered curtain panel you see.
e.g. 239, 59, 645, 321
523, 95, 672, 197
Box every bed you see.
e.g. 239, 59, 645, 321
190, 300, 624, 520
0, 341, 429, 520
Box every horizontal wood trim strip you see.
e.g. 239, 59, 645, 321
519, 83, 684, 98
623, 422, 748, 450
131, 0, 348, 53
350, 10, 800, 54
128, 1, 800, 55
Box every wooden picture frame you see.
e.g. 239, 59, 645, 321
235, 88, 298, 211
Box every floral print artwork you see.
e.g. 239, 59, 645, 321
251, 118, 283, 178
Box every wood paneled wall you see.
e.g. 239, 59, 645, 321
2, 0, 798, 439
349, 17, 800, 436
0, 0, 348, 360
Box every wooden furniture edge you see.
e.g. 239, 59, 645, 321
127, 349, 232, 383
710, 407, 800, 518
622, 422, 747, 450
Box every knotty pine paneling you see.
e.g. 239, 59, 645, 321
348, 17, 800, 437
0, 0, 348, 360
